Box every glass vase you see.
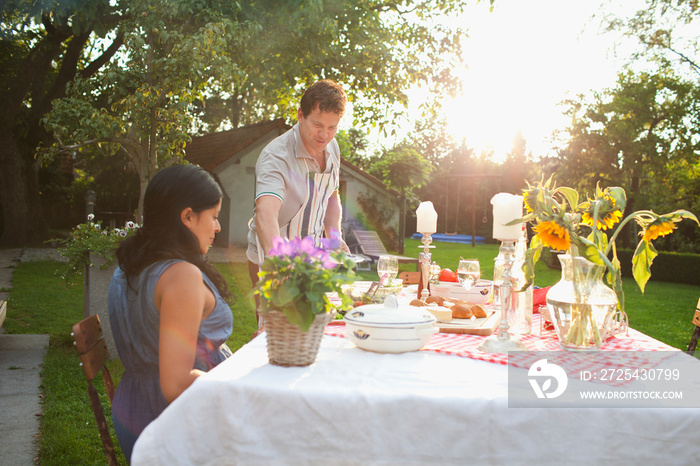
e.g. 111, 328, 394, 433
546, 255, 618, 351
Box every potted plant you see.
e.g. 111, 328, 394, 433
57, 214, 139, 285
521, 177, 698, 350
56, 214, 138, 358
251, 229, 356, 366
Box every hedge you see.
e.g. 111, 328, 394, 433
542, 248, 700, 286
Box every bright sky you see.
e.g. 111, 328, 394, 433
368, 0, 645, 162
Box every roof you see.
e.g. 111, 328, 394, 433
340, 158, 401, 198
185, 118, 289, 171
185, 119, 399, 198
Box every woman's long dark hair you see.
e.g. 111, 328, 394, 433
116, 164, 231, 299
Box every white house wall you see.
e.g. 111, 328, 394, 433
339, 169, 400, 237
214, 130, 281, 246
214, 132, 400, 247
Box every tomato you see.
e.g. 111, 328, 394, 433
439, 268, 458, 282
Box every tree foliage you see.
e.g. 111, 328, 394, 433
44, 0, 245, 220
0, 0, 125, 245
1, 0, 492, 243
554, 70, 700, 249
604, 0, 699, 77
192, 0, 487, 133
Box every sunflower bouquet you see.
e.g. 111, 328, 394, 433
521, 177, 698, 314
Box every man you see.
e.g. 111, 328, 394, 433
246, 79, 350, 289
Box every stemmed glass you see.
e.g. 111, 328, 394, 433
457, 259, 480, 291
377, 255, 399, 286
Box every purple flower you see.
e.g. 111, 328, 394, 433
319, 251, 338, 269
269, 236, 298, 259
267, 233, 341, 269
298, 236, 320, 262
319, 228, 342, 251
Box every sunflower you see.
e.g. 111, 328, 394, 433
533, 220, 571, 252
643, 219, 676, 242
580, 194, 623, 231
523, 190, 534, 213
581, 209, 622, 230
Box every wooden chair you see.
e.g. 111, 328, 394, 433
72, 314, 119, 466
398, 271, 421, 285
686, 297, 700, 355
349, 230, 418, 269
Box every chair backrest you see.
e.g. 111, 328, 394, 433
686, 297, 700, 355
72, 314, 119, 465
353, 230, 389, 257
398, 271, 421, 285
351, 229, 419, 267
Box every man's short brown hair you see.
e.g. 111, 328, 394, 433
299, 80, 347, 117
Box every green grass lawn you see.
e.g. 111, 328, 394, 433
4, 261, 257, 465
3, 243, 699, 464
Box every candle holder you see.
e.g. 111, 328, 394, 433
478, 239, 527, 353
417, 233, 435, 301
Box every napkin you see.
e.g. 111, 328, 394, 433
533, 286, 554, 330
533, 286, 550, 312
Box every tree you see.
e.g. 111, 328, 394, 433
368, 145, 434, 250
604, 0, 699, 77
502, 130, 531, 193
0, 0, 124, 246
44, 0, 243, 221
555, 70, 700, 247
192, 0, 490, 134
335, 128, 371, 170
3, 0, 494, 245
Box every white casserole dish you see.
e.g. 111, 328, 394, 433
343, 295, 437, 353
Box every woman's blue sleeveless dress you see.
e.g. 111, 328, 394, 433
108, 259, 233, 462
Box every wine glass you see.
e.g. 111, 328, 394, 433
457, 259, 480, 291
377, 255, 398, 286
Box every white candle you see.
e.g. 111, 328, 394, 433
491, 193, 523, 241
416, 201, 437, 234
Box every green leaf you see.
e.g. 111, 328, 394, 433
281, 302, 314, 332
273, 280, 301, 307
666, 209, 700, 226
607, 187, 626, 212
554, 186, 579, 210
522, 244, 542, 288
632, 239, 658, 293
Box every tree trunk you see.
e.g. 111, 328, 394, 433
0, 130, 46, 246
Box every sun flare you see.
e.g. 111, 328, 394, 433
438, 0, 627, 163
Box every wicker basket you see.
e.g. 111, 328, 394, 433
263, 310, 333, 367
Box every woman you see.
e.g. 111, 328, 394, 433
108, 164, 234, 462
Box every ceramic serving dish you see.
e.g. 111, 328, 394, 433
434, 279, 492, 303
343, 295, 437, 353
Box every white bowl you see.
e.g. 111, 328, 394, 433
344, 295, 437, 353
341, 279, 403, 304
436, 279, 492, 304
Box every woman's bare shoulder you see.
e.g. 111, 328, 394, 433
157, 261, 203, 289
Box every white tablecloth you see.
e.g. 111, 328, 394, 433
132, 332, 700, 465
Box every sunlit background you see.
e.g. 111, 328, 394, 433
365, 0, 646, 162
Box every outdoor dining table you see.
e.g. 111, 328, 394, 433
132, 291, 700, 465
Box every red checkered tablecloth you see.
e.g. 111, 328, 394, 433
325, 313, 677, 386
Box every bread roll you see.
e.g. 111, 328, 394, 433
451, 303, 473, 319
471, 304, 488, 318
410, 299, 426, 307
425, 296, 445, 306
